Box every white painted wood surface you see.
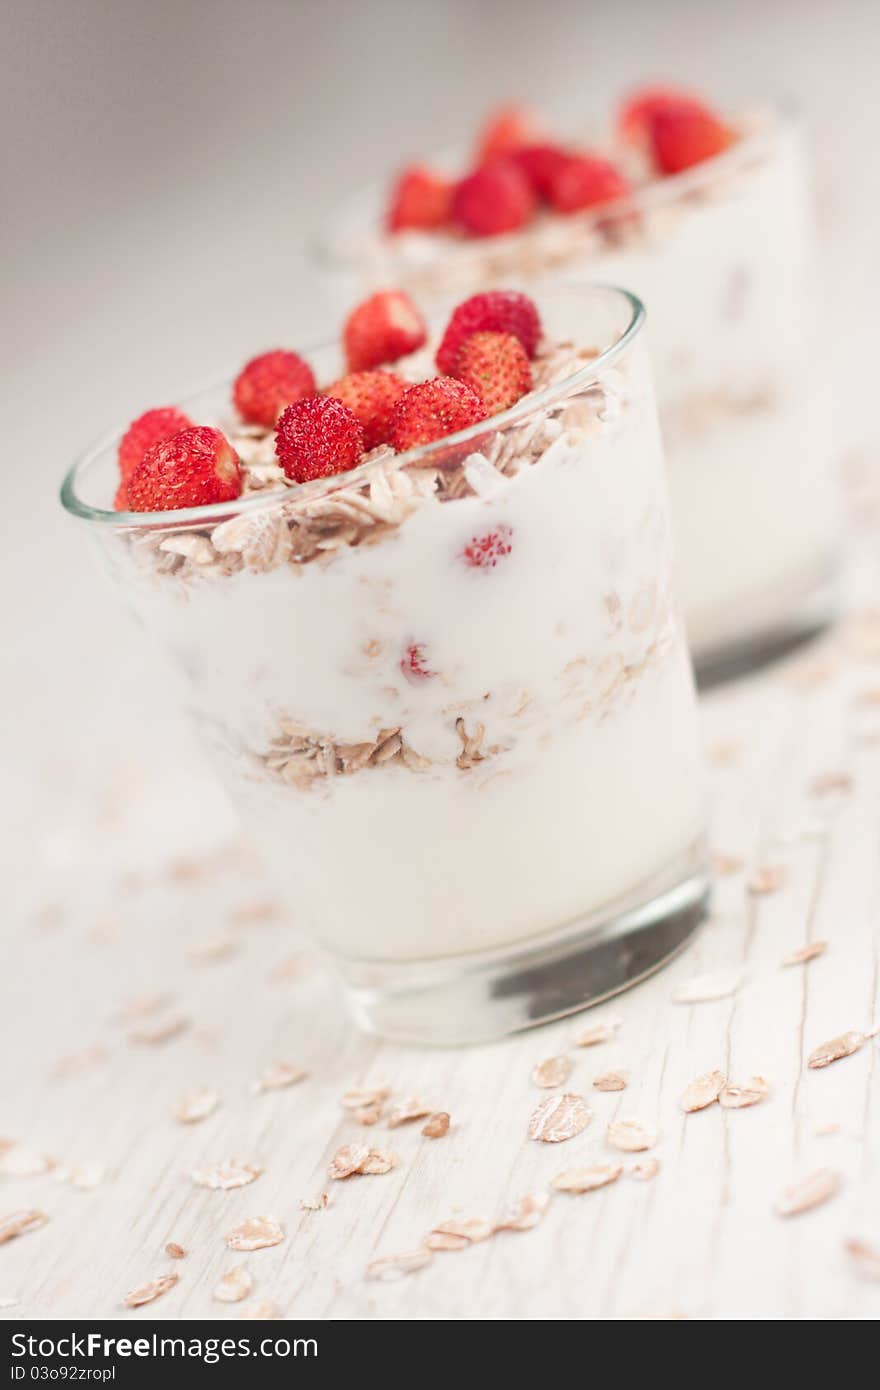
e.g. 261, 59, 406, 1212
4, 522, 880, 1322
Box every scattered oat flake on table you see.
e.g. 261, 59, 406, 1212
426, 1217, 494, 1250
681, 1070, 727, 1113
129, 1014, 190, 1046
495, 1192, 550, 1231
808, 1031, 866, 1069
673, 969, 741, 1004
226, 1218, 285, 1251
174, 1088, 219, 1124
593, 1070, 628, 1092
844, 1238, 880, 1283
300, 1193, 329, 1211
607, 1119, 657, 1152
360, 1149, 397, 1175
748, 866, 787, 896
57, 1159, 108, 1190
572, 1020, 620, 1048
719, 1076, 769, 1109
191, 1160, 263, 1191
0, 1146, 54, 1177
188, 935, 238, 964
328, 1144, 370, 1179
367, 1248, 433, 1281
712, 852, 745, 877
50, 1046, 108, 1080
528, 1092, 592, 1143
628, 1158, 660, 1181
251, 1063, 307, 1094
121, 1273, 179, 1308
707, 739, 741, 766
239, 1299, 282, 1320
230, 899, 284, 927
387, 1097, 433, 1127
214, 1267, 253, 1303
552, 1164, 622, 1194
531, 1056, 572, 1088
815, 1121, 840, 1137
422, 1112, 450, 1139
353, 1103, 383, 1126
782, 940, 827, 967
810, 771, 852, 796
776, 1168, 841, 1217
114, 991, 169, 1023
165, 1242, 186, 1260
340, 1085, 390, 1110
0, 1210, 47, 1244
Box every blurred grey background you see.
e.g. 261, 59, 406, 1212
2, 0, 878, 882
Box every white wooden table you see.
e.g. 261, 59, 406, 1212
3, 482, 880, 1322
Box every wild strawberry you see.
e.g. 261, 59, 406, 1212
649, 102, 734, 175
510, 143, 570, 200
547, 155, 631, 214
386, 166, 453, 233
452, 331, 531, 414
451, 161, 536, 238
617, 85, 707, 145
117, 406, 193, 482
343, 290, 427, 372
436, 290, 541, 375
461, 525, 514, 569
127, 426, 242, 512
400, 642, 435, 683
233, 350, 316, 428
323, 370, 407, 450
474, 104, 536, 165
389, 377, 487, 452
275, 395, 364, 484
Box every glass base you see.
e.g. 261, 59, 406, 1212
691, 561, 841, 691
336, 837, 710, 1046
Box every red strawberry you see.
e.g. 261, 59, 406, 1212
400, 642, 435, 683
547, 154, 631, 214
436, 290, 541, 375
510, 143, 570, 200
387, 166, 453, 233
451, 160, 536, 238
127, 426, 242, 512
389, 377, 487, 452
275, 395, 364, 484
452, 331, 532, 414
323, 370, 407, 450
617, 85, 707, 145
474, 104, 536, 165
461, 525, 514, 569
344, 290, 427, 372
649, 102, 734, 175
118, 406, 193, 483
113, 479, 129, 511
233, 350, 316, 428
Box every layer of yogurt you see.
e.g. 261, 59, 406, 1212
101, 326, 705, 964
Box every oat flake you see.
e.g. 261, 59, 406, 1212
300, 1193, 329, 1211
426, 1217, 494, 1250
367, 1248, 432, 1281
776, 1169, 841, 1216
122, 1273, 179, 1308
165, 1242, 186, 1260
0, 1210, 47, 1244
593, 1070, 628, 1092
844, 1238, 880, 1283
808, 1031, 866, 1069
531, 1056, 573, 1088
387, 1098, 433, 1128
328, 1144, 370, 1179
214, 1267, 253, 1303
252, 1063, 307, 1094
528, 1092, 592, 1143
628, 1158, 660, 1181
495, 1193, 550, 1231
129, 1014, 189, 1046
226, 1218, 285, 1251
748, 866, 787, 896
572, 1020, 620, 1048
191, 1160, 263, 1190
173, 1088, 219, 1124
421, 1112, 450, 1139
782, 940, 827, 967
360, 1149, 397, 1175
711, 852, 745, 876
607, 1119, 657, 1152
552, 1164, 622, 1194
340, 1085, 390, 1110
239, 1299, 282, 1320
718, 1076, 769, 1109
673, 969, 741, 1004
0, 1146, 54, 1177
681, 1070, 727, 1113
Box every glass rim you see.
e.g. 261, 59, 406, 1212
59, 281, 645, 530
313, 105, 798, 273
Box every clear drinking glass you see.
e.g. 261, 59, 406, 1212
318, 110, 842, 679
61, 284, 709, 1044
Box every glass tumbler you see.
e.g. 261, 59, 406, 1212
318, 110, 842, 680
61, 284, 709, 1044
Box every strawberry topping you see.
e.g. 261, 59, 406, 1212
400, 642, 435, 683
474, 104, 536, 165
233, 350, 316, 428
510, 143, 571, 200
127, 426, 242, 512
275, 395, 364, 484
451, 160, 536, 238
387, 166, 453, 233
452, 331, 532, 414
648, 102, 734, 174
323, 370, 408, 450
436, 290, 541, 375
461, 525, 514, 569
118, 407, 193, 483
617, 85, 708, 144
344, 290, 427, 372
547, 155, 631, 214
389, 377, 487, 452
